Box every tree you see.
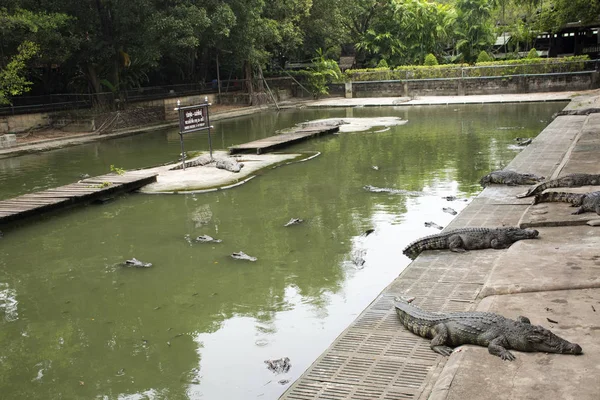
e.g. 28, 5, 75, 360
0, 7, 71, 102
454, 0, 495, 63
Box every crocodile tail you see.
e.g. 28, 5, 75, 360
403, 236, 448, 259
519, 180, 553, 197
533, 192, 584, 206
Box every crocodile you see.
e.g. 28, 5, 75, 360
479, 170, 545, 187
195, 235, 222, 243
363, 185, 424, 196
533, 191, 600, 215
424, 221, 444, 230
170, 155, 214, 170
394, 297, 582, 360
231, 251, 257, 262
216, 158, 244, 173
123, 258, 153, 268
284, 218, 303, 227
402, 227, 539, 260
517, 173, 600, 198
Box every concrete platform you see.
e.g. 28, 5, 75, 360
139, 150, 304, 194
310, 92, 579, 108
519, 187, 600, 227
480, 226, 600, 298
430, 289, 600, 400
282, 90, 600, 400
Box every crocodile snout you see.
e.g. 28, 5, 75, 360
569, 343, 583, 355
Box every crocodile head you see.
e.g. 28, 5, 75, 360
526, 325, 582, 355
479, 175, 492, 187
505, 227, 539, 241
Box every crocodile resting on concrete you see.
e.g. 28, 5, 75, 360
533, 191, 600, 215
394, 297, 582, 360
479, 170, 545, 187
517, 173, 600, 198
402, 227, 539, 260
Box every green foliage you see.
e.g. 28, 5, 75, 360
306, 49, 342, 99
345, 56, 590, 81
476, 51, 492, 63
377, 59, 389, 68
454, 0, 494, 63
96, 181, 113, 188
424, 53, 438, 66
0, 41, 39, 105
110, 165, 126, 175
527, 48, 539, 59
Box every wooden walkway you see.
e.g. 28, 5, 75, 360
229, 125, 339, 155
0, 172, 157, 225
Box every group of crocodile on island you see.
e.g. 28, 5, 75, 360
397, 167, 588, 360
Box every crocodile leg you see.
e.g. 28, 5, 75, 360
488, 336, 515, 361
571, 207, 585, 215
517, 316, 531, 324
430, 323, 454, 356
447, 235, 467, 253
490, 238, 510, 249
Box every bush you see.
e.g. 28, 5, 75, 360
424, 53, 438, 66
343, 55, 590, 81
527, 48, 539, 59
376, 59, 389, 68
476, 51, 492, 63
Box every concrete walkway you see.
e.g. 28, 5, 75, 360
310, 91, 582, 107
281, 91, 600, 400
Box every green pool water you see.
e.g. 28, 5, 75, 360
0, 102, 566, 399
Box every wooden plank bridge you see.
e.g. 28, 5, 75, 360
229, 124, 339, 155
0, 171, 157, 225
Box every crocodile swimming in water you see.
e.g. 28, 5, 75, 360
394, 297, 582, 360
479, 170, 545, 187
402, 227, 539, 260
517, 173, 600, 198
533, 191, 600, 215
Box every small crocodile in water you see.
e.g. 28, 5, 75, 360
195, 235, 222, 243
265, 357, 291, 374
442, 207, 457, 215
123, 258, 153, 268
424, 221, 444, 230
284, 218, 303, 227
363, 185, 424, 196
402, 227, 539, 260
479, 170, 545, 187
518, 173, 600, 198
394, 297, 582, 360
515, 137, 532, 146
231, 251, 257, 262
533, 191, 600, 215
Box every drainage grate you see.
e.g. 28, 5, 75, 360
283, 380, 415, 400
302, 353, 432, 395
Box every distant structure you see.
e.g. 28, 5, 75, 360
493, 19, 600, 59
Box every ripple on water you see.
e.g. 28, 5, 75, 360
0, 283, 18, 322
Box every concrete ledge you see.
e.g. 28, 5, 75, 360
430, 289, 599, 400
519, 186, 600, 227
479, 226, 600, 298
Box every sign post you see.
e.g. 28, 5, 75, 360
175, 97, 213, 170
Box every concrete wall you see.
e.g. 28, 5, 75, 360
350, 72, 597, 98
0, 113, 51, 134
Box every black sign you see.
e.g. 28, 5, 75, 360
178, 104, 210, 134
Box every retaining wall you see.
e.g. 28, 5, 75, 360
350, 72, 599, 98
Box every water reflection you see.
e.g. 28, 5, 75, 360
0, 103, 566, 399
